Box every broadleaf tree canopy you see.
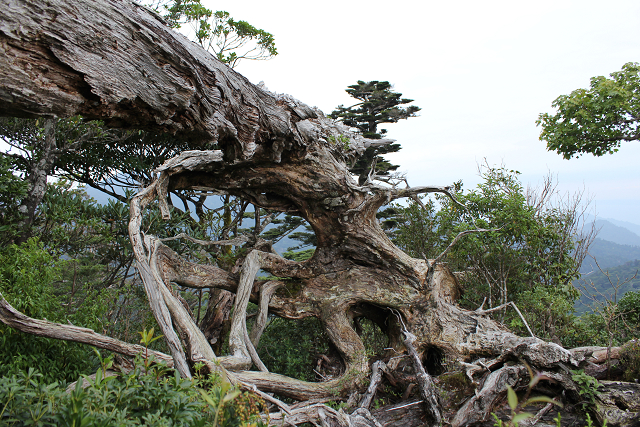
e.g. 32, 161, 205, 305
537, 62, 640, 159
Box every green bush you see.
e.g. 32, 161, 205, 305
0, 355, 267, 426
0, 156, 28, 245
571, 369, 600, 410
0, 239, 104, 383
618, 290, 640, 337
620, 339, 640, 382
257, 314, 387, 382
258, 316, 330, 381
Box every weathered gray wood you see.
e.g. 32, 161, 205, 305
360, 361, 386, 410
372, 400, 427, 427
451, 365, 525, 427
0, 0, 598, 423
0, 294, 174, 365
249, 281, 280, 347
129, 180, 191, 377
400, 327, 442, 426
0, 0, 309, 155
595, 381, 640, 427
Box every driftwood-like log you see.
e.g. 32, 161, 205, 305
451, 365, 525, 427
372, 400, 427, 427
0, 295, 174, 366
594, 381, 640, 427
393, 309, 442, 426
0, 0, 606, 424
360, 361, 387, 410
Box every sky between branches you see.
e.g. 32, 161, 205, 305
204, 0, 640, 223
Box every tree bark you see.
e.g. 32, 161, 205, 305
14, 118, 57, 243
0, 0, 602, 424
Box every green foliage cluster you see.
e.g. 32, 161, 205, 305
0, 239, 106, 383
575, 269, 640, 350
619, 339, 640, 382
538, 62, 640, 159
257, 317, 330, 381
618, 290, 640, 331
327, 134, 351, 150
0, 176, 207, 381
330, 80, 420, 184
0, 356, 266, 427
161, 0, 276, 68
282, 248, 315, 262
571, 369, 600, 410
330, 81, 420, 140
257, 315, 387, 381
390, 166, 584, 343
0, 156, 28, 244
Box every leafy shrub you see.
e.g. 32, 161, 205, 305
618, 290, 640, 336
516, 285, 577, 344
0, 355, 267, 426
571, 369, 600, 410
258, 316, 330, 381
620, 339, 640, 382
0, 156, 28, 245
257, 314, 387, 382
0, 239, 103, 383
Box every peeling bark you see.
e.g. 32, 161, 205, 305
0, 0, 607, 424
452, 365, 525, 427
595, 381, 640, 427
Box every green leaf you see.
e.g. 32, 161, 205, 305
524, 396, 562, 407
222, 390, 241, 403
507, 385, 518, 410
512, 412, 533, 424
198, 388, 218, 408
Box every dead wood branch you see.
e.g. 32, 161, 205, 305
0, 294, 174, 366
451, 365, 525, 427
476, 301, 536, 338
359, 360, 386, 410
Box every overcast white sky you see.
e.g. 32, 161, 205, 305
205, 0, 640, 223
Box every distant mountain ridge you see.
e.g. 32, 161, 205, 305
575, 218, 640, 313
575, 259, 640, 314
603, 217, 640, 237
593, 219, 640, 247
581, 239, 640, 274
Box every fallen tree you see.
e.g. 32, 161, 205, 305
0, 0, 629, 425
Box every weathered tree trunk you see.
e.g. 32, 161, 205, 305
0, 0, 612, 425
11, 117, 57, 243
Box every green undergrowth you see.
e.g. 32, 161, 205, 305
258, 316, 330, 381
0, 352, 267, 427
620, 339, 640, 382
0, 239, 106, 383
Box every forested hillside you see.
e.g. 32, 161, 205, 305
576, 259, 640, 313
581, 238, 640, 273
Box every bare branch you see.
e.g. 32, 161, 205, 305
160, 233, 250, 247
0, 294, 174, 365
359, 360, 386, 410
432, 228, 496, 265
390, 309, 442, 426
